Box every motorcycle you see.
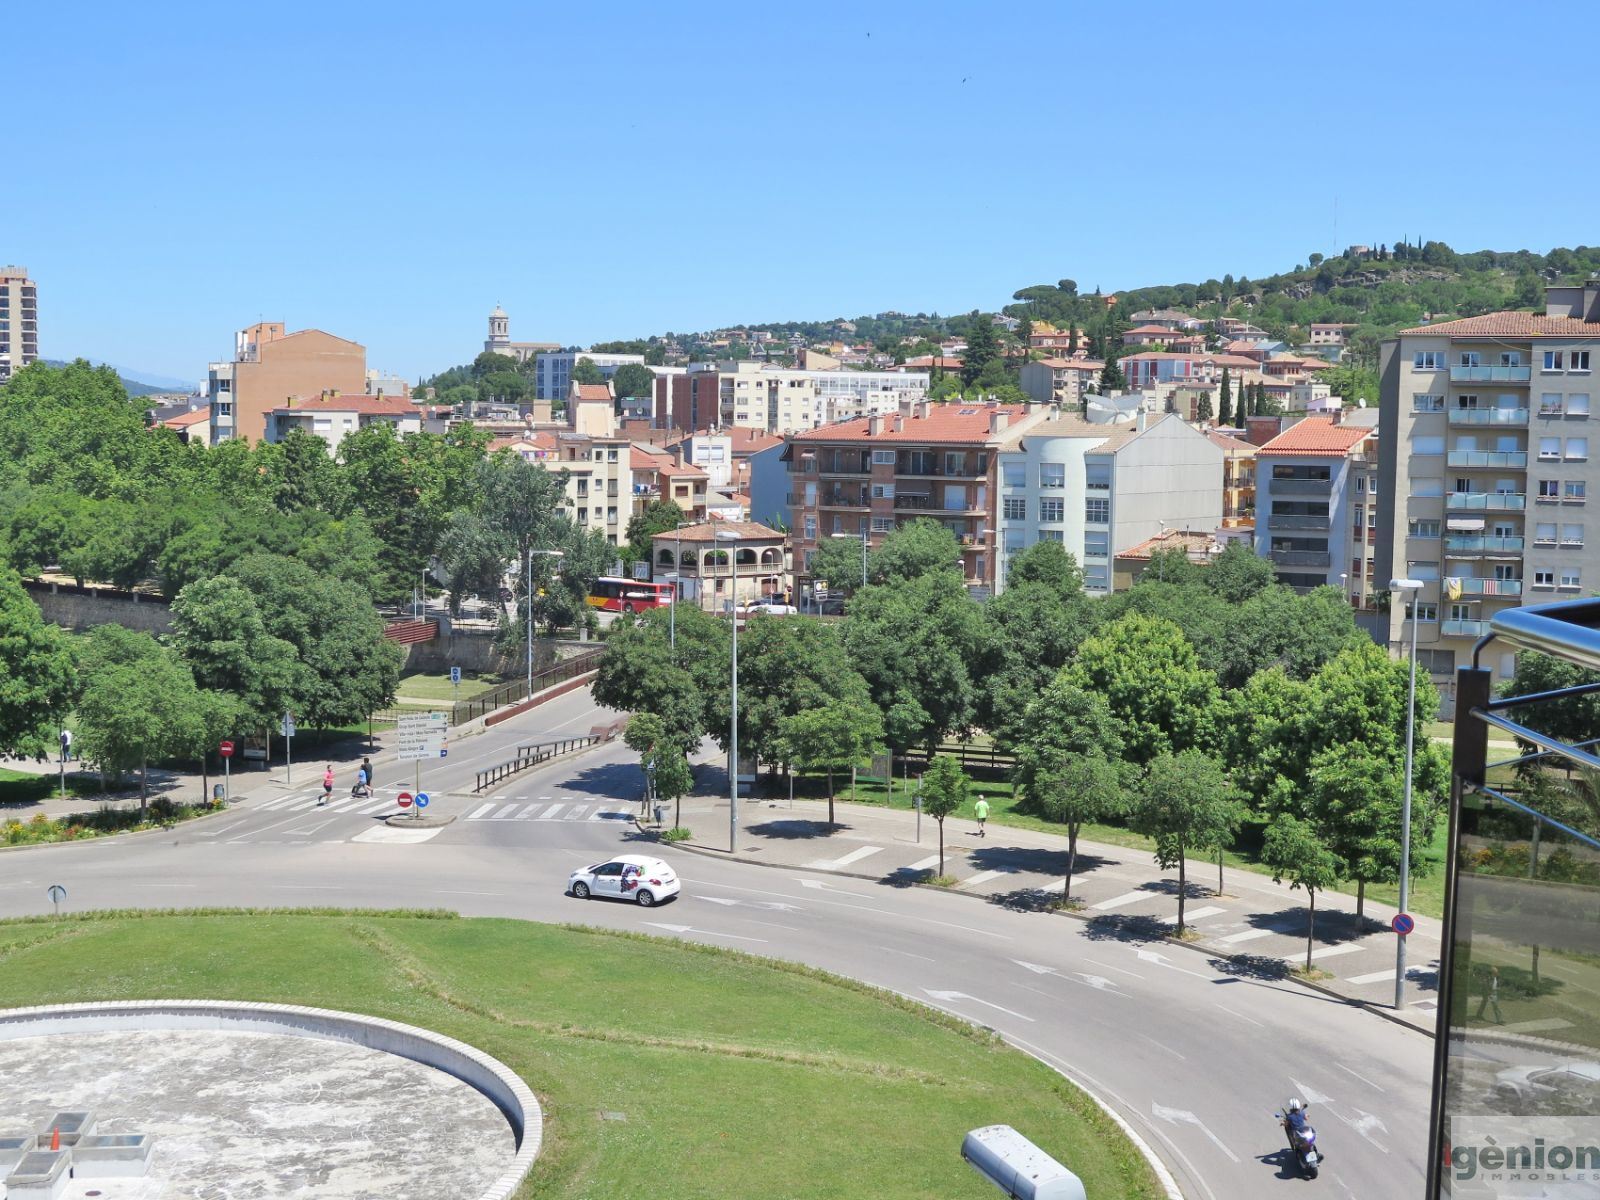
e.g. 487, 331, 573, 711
1276, 1107, 1320, 1179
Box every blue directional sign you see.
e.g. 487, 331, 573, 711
450, 666, 461, 685
414, 792, 430, 809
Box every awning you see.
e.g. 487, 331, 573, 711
1447, 518, 1485, 530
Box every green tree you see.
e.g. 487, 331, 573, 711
960, 313, 1000, 385
1131, 749, 1243, 930
653, 748, 695, 832
918, 754, 971, 876
1307, 741, 1438, 920
1065, 612, 1219, 764
1196, 391, 1213, 423
570, 357, 606, 386
593, 605, 728, 750
1202, 541, 1277, 603
1261, 814, 1343, 972
0, 569, 78, 757
611, 363, 656, 401
1218, 368, 1233, 425
625, 499, 687, 564
169, 575, 300, 731
778, 698, 884, 829
1015, 739, 1124, 902
806, 533, 870, 596
724, 616, 871, 776
873, 518, 962, 582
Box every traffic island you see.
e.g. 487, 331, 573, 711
384, 812, 455, 829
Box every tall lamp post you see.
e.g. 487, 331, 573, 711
663, 571, 681, 651
716, 530, 742, 852
982, 527, 1001, 595
1389, 576, 1424, 1010
527, 548, 565, 696
831, 529, 869, 590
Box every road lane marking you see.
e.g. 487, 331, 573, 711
566, 805, 590, 820
467, 804, 496, 820
691, 877, 1013, 940
493, 804, 528, 820
357, 798, 396, 814
876, 946, 935, 962
1083, 956, 1145, 980
1214, 1004, 1264, 1028
923, 989, 1034, 1022
643, 922, 766, 942
1152, 1103, 1240, 1163
958, 869, 1006, 890
536, 804, 567, 820
1139, 1033, 1185, 1060
1090, 889, 1149, 911
1218, 928, 1277, 945
1336, 1063, 1383, 1090
1345, 968, 1397, 985
907, 855, 942, 871
352, 825, 441, 845
1176, 905, 1226, 922
287, 819, 336, 836
1286, 943, 1365, 964
805, 845, 885, 869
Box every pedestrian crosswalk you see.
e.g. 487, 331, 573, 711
253, 793, 396, 815
467, 801, 630, 822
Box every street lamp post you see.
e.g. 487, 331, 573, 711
716, 530, 742, 853
1389, 576, 1424, 1010
527, 548, 565, 697
663, 571, 681, 651
983, 527, 1001, 595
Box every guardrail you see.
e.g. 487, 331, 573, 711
474, 735, 602, 792
450, 651, 604, 726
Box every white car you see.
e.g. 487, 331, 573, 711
743, 602, 798, 615
1494, 1060, 1600, 1108
569, 854, 680, 907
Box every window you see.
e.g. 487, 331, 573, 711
1562, 568, 1582, 589
1459, 352, 1481, 368
1002, 461, 1026, 487
1040, 530, 1064, 544
1562, 523, 1585, 546
1409, 519, 1441, 538
944, 452, 965, 476
1039, 463, 1065, 489
1567, 480, 1587, 502
1418, 649, 1457, 675
577, 507, 588, 523
872, 483, 895, 500
1539, 479, 1561, 499
1501, 352, 1523, 367
1540, 393, 1565, 415
1414, 351, 1445, 370
1411, 477, 1444, 497
215, 401, 232, 417
1535, 522, 1557, 544
1540, 437, 1561, 459
1407, 602, 1438, 622
1412, 435, 1444, 455
1545, 351, 1565, 372
1574, 351, 1591, 372
1567, 437, 1589, 460
1570, 394, 1591, 416
1083, 534, 1109, 557
872, 450, 896, 465
1084, 498, 1109, 523
1003, 497, 1026, 521
1413, 393, 1445, 413
1041, 498, 1065, 523
1534, 569, 1555, 589
871, 516, 895, 533
803, 516, 817, 540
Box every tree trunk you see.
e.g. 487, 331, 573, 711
139, 753, 149, 816
826, 770, 835, 828
201, 753, 210, 807
937, 819, 945, 876
1065, 824, 1079, 903
1177, 854, 1186, 930
1217, 848, 1225, 897
1305, 890, 1317, 973
1356, 878, 1366, 921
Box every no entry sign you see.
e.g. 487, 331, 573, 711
397, 791, 414, 809
218, 740, 235, 758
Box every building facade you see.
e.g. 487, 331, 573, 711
1018, 358, 1105, 410
534, 351, 645, 401
0, 266, 38, 382
649, 521, 789, 611
266, 395, 428, 449
206, 322, 367, 445
1207, 429, 1258, 528
994, 414, 1223, 595
1377, 284, 1600, 697
657, 362, 929, 435
1255, 416, 1378, 597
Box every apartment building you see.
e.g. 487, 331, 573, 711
534, 350, 645, 401
1018, 358, 1105, 410
786, 402, 1050, 593
994, 413, 1223, 595
266, 395, 428, 449
658, 362, 929, 435
1377, 283, 1600, 694
0, 266, 38, 382
206, 322, 367, 445
1255, 416, 1378, 599
1208, 429, 1258, 527
668, 427, 784, 493
1120, 351, 1259, 391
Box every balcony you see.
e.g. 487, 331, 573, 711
1267, 514, 1331, 530
1269, 477, 1333, 495
1447, 492, 1525, 511
895, 494, 938, 511
1448, 408, 1528, 426
1270, 550, 1332, 568
897, 465, 986, 480
1454, 578, 1523, 597
1450, 365, 1531, 383
817, 461, 870, 477
819, 489, 869, 509
1445, 534, 1523, 555
1447, 450, 1527, 469
1443, 619, 1493, 637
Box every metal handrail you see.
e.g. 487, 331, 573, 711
474, 735, 600, 792
450, 650, 604, 725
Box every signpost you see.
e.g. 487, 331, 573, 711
397, 791, 414, 810
1392, 912, 1415, 937
58, 730, 69, 800
281, 710, 296, 784
450, 666, 461, 710
46, 884, 66, 920
219, 739, 235, 803
395, 711, 448, 809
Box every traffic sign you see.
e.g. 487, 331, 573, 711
397, 791, 414, 809
1392, 913, 1415, 937
395, 712, 447, 762
47, 884, 66, 919
450, 666, 461, 685
218, 740, 235, 758
414, 792, 430, 809
281, 714, 296, 738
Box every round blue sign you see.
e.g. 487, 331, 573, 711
414, 792, 430, 809
1392, 912, 1415, 936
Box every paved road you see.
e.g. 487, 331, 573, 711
0, 688, 1431, 1200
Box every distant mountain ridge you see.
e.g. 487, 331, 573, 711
41, 359, 193, 397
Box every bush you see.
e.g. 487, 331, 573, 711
661, 827, 692, 843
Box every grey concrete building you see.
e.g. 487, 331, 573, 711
1377, 283, 1600, 704
1253, 415, 1378, 596
0, 266, 38, 383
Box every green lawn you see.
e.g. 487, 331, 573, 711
0, 912, 1161, 1200
397, 672, 501, 702
0, 766, 102, 806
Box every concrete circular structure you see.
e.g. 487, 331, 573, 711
0, 1000, 541, 1199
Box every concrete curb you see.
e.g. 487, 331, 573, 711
0, 999, 542, 1200
666, 835, 1438, 1038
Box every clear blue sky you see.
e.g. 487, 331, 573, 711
7, 2, 1594, 385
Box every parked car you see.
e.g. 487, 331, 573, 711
568, 854, 680, 907
1494, 1060, 1600, 1110
743, 602, 798, 615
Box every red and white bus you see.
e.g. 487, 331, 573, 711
586, 578, 674, 614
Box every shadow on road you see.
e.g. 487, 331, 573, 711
1080, 913, 1171, 943
1210, 954, 1292, 981
987, 886, 1064, 913
565, 761, 644, 799
967, 845, 1115, 878
746, 819, 850, 840
1255, 1146, 1302, 1182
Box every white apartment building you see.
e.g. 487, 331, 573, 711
534, 351, 646, 401
0, 266, 38, 382
1378, 283, 1600, 701
994, 413, 1223, 595
674, 361, 930, 434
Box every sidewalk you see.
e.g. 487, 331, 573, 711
667, 783, 1444, 1035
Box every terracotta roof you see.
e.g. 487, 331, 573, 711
650, 520, 783, 543
1398, 312, 1600, 338
899, 355, 963, 369
1034, 357, 1105, 370
574, 383, 613, 401
1257, 416, 1371, 457
1205, 429, 1257, 454
633, 449, 709, 480
271, 395, 416, 417
1124, 324, 1183, 336
1118, 529, 1223, 561
162, 408, 210, 428
794, 403, 1028, 445
1121, 352, 1259, 367
488, 432, 558, 454
683, 427, 785, 453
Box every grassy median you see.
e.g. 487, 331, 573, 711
0, 911, 1161, 1200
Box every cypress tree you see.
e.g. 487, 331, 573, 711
1197, 391, 1213, 423
1218, 368, 1233, 425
